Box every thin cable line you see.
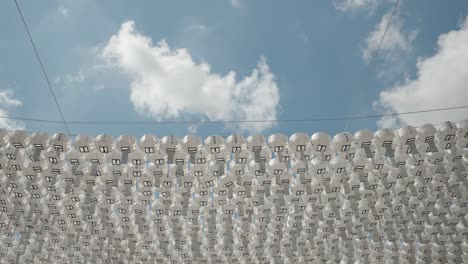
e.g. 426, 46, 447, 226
0, 105, 467, 125
13, 0, 72, 136
376, 0, 401, 55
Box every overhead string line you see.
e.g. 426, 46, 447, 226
13, 0, 72, 136
375, 0, 401, 55
0, 105, 467, 125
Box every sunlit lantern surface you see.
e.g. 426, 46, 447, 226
0, 121, 468, 263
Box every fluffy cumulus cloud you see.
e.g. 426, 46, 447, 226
375, 17, 468, 128
335, 0, 416, 66
362, 11, 417, 63
0, 90, 24, 130
101, 21, 280, 132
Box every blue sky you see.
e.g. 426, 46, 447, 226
0, 0, 467, 138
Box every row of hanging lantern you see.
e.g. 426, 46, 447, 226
0, 120, 467, 263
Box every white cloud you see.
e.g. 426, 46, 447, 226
58, 7, 69, 17
101, 21, 280, 132
375, 114, 399, 128
230, 0, 241, 8
187, 24, 207, 33
362, 11, 417, 63
334, 0, 381, 12
336, 0, 417, 76
0, 91, 22, 107
54, 70, 89, 92
375, 17, 468, 128
65, 70, 87, 83
0, 90, 24, 131
93, 84, 105, 92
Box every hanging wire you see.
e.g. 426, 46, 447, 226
375, 0, 401, 55
9, 0, 466, 133
0, 105, 466, 125
13, 0, 72, 137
